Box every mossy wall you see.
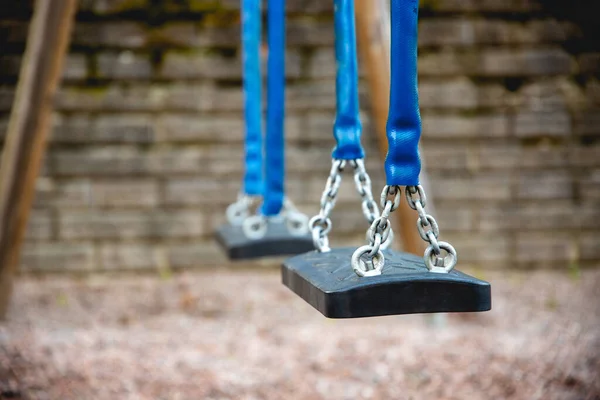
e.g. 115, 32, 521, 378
0, 0, 598, 271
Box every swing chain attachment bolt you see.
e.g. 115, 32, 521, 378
226, 194, 255, 226
242, 214, 268, 240
352, 185, 401, 277
406, 185, 458, 273
352, 245, 385, 277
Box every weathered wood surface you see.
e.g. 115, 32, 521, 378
0, 0, 77, 319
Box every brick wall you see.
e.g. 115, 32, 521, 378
0, 0, 598, 272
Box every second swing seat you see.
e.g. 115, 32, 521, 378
215, 220, 314, 260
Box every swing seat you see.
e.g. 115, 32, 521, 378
282, 247, 491, 318
215, 219, 314, 260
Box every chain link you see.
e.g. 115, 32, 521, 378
310, 160, 346, 252
351, 160, 394, 250
231, 195, 310, 239
283, 198, 310, 237
351, 160, 379, 223
351, 185, 401, 276
310, 158, 390, 252
242, 214, 268, 239
352, 185, 458, 277
226, 194, 257, 226
406, 185, 458, 273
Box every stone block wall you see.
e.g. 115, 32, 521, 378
0, 0, 598, 271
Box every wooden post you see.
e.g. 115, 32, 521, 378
0, 0, 77, 319
355, 0, 433, 256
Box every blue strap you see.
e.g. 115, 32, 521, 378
385, 0, 421, 186
332, 0, 364, 160
261, 0, 286, 216
242, 0, 263, 196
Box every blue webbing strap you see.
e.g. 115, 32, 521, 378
385, 0, 421, 186
242, 0, 263, 196
261, 0, 286, 216
332, 0, 365, 160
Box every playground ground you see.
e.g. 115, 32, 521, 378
1, 266, 599, 400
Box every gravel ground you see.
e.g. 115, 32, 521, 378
0, 267, 599, 400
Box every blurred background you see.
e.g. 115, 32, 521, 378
0, 0, 598, 272
0, 0, 598, 399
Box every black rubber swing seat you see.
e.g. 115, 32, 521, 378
282, 247, 491, 318
215, 219, 314, 260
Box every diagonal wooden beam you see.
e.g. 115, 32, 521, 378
0, 0, 78, 319
355, 0, 434, 256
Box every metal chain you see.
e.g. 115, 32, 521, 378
351, 185, 458, 277
350, 160, 379, 224
283, 198, 310, 237
310, 158, 390, 252
406, 185, 457, 273
350, 159, 395, 250
351, 185, 401, 277
226, 194, 257, 226
309, 159, 346, 252
241, 197, 310, 240
227, 193, 267, 240
242, 213, 268, 239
